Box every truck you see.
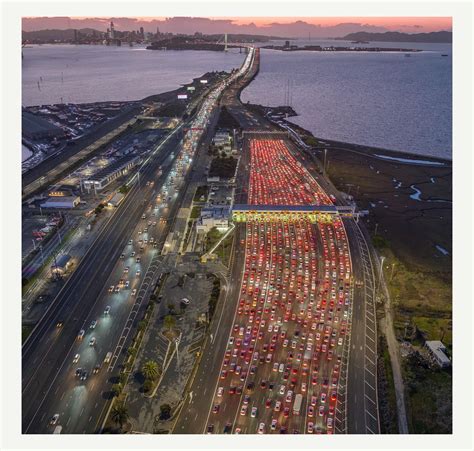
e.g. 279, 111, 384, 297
293, 393, 303, 415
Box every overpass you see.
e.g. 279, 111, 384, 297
231, 204, 359, 223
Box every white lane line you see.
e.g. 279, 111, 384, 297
365, 380, 376, 391
364, 394, 376, 405
80, 407, 84, 417
366, 410, 378, 421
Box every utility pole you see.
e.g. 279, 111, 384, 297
323, 148, 328, 174
374, 222, 379, 236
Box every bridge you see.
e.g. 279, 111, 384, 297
231, 204, 360, 223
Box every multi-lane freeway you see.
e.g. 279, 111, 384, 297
21, 121, 192, 433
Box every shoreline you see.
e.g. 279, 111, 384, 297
249, 104, 451, 165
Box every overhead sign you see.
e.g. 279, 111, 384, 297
200, 79, 208, 84
177, 94, 188, 100
187, 86, 196, 91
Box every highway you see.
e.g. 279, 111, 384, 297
22, 123, 188, 433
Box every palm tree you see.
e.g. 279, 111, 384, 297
164, 314, 176, 332
142, 360, 159, 381
111, 403, 129, 430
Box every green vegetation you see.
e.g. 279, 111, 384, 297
204, 227, 223, 253
142, 360, 160, 381
159, 403, 172, 420
111, 403, 129, 430
403, 352, 452, 433
303, 135, 318, 147
193, 185, 209, 202
94, 203, 106, 215
111, 383, 123, 397
164, 315, 176, 332
208, 277, 221, 320
22, 325, 34, 343
214, 234, 234, 268
372, 234, 390, 250
190, 206, 202, 220
119, 184, 130, 194
378, 336, 398, 433
208, 156, 237, 179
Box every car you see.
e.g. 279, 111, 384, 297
327, 417, 333, 429
131, 288, 137, 296
93, 364, 101, 374
206, 424, 214, 434
136, 270, 141, 276
217, 387, 224, 397
80, 370, 88, 381
283, 407, 290, 417
321, 392, 327, 404
56, 320, 64, 328
125, 281, 130, 288
308, 406, 314, 417
274, 401, 282, 412
104, 306, 111, 315
72, 354, 80, 363
234, 428, 241, 434
77, 329, 85, 340
271, 419, 278, 430
49, 414, 60, 425
220, 370, 227, 379
89, 320, 97, 329
136, 257, 141, 263
114, 286, 120, 293
109, 285, 114, 293
75, 368, 82, 377
240, 405, 248, 416
181, 298, 191, 305
279, 385, 286, 395
251, 406, 258, 418
265, 399, 272, 409
120, 253, 125, 259
257, 423, 265, 434
212, 404, 220, 414
89, 337, 96, 347
319, 405, 325, 416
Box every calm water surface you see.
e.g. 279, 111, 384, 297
243, 41, 452, 158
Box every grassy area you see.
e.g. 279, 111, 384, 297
193, 185, 209, 202
403, 352, 452, 433
379, 247, 452, 348
214, 234, 234, 268
190, 206, 202, 220
22, 325, 34, 343
208, 156, 237, 179
378, 336, 398, 433
204, 227, 222, 253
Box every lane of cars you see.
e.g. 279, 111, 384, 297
42, 163, 186, 432
205, 138, 352, 434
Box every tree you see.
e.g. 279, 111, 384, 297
159, 403, 172, 420
142, 360, 159, 381
111, 402, 129, 430
164, 315, 176, 332
111, 383, 123, 397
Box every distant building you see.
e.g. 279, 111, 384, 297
213, 131, 231, 147
51, 254, 72, 276
196, 206, 230, 233
83, 154, 140, 191
424, 340, 451, 368
40, 196, 80, 209
22, 111, 65, 141
107, 192, 125, 207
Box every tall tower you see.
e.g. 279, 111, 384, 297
110, 21, 115, 39
224, 33, 228, 52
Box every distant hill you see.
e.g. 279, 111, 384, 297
22, 28, 103, 41
337, 31, 452, 43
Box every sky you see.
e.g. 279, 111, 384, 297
22, 16, 452, 38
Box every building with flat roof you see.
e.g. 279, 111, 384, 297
22, 111, 65, 140
196, 206, 230, 233
51, 254, 72, 276
107, 192, 125, 207
424, 340, 451, 368
83, 154, 140, 191
40, 196, 80, 209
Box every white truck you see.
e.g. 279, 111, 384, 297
293, 393, 303, 415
